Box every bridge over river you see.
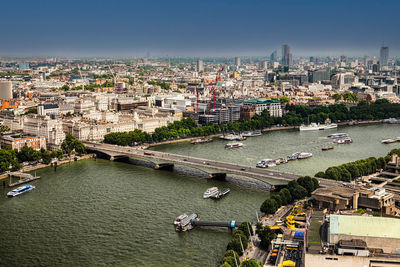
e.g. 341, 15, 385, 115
84, 142, 341, 189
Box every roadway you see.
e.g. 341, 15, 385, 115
84, 142, 341, 188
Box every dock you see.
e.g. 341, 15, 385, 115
174, 214, 241, 232
8, 172, 40, 187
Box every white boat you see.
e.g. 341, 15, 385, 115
381, 138, 396, 144
297, 152, 313, 159
220, 134, 246, 141
242, 131, 262, 137
256, 159, 276, 168
321, 123, 338, 130
203, 187, 219, 199
334, 137, 353, 144
287, 152, 301, 160
7, 184, 35, 197
328, 133, 349, 138
225, 142, 243, 149
174, 214, 188, 226
299, 123, 320, 131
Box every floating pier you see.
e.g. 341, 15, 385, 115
8, 172, 40, 187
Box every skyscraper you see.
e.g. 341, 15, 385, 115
380, 45, 389, 66
235, 57, 241, 67
196, 59, 204, 72
270, 51, 277, 62
281, 44, 291, 67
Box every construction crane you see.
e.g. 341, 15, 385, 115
208, 64, 225, 112
107, 65, 117, 85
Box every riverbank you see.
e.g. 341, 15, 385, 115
0, 154, 95, 183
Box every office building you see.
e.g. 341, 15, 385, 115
196, 59, 204, 72
380, 45, 389, 66
282, 44, 292, 67
0, 81, 13, 100
0, 134, 46, 151
235, 57, 241, 67
309, 69, 330, 83
270, 51, 277, 62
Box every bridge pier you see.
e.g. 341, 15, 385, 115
155, 163, 174, 170
208, 173, 227, 180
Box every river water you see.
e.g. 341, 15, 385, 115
1, 124, 400, 266
0, 159, 267, 267
152, 124, 400, 177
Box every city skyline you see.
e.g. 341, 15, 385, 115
1, 0, 399, 57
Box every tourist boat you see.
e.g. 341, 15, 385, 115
7, 185, 35, 197
299, 123, 320, 131
328, 133, 349, 138
211, 188, 230, 199
225, 142, 243, 149
381, 138, 397, 144
287, 152, 301, 160
321, 123, 338, 130
297, 152, 313, 159
322, 146, 335, 151
174, 213, 188, 226
242, 131, 262, 137
203, 187, 219, 199
220, 134, 246, 141
174, 213, 198, 232
334, 137, 353, 144
256, 159, 276, 168
190, 138, 213, 144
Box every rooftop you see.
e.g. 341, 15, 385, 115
243, 98, 279, 104
330, 215, 400, 239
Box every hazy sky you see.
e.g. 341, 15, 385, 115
1, 0, 399, 57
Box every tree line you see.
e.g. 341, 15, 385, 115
315, 148, 400, 181
104, 100, 400, 146
260, 176, 319, 215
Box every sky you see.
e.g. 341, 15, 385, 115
1, 0, 399, 58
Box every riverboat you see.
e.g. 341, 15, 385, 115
225, 142, 243, 149
7, 185, 35, 197
190, 138, 213, 144
203, 187, 219, 199
322, 146, 335, 151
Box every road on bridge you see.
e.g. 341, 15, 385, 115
84, 142, 341, 188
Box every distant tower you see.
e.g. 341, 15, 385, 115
270, 51, 277, 62
281, 44, 292, 67
380, 44, 389, 66
235, 57, 241, 67
0, 81, 13, 100
196, 59, 204, 72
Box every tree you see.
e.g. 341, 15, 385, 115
220, 262, 232, 267
332, 93, 342, 102
224, 250, 240, 264
227, 237, 245, 256
0, 149, 20, 172
0, 124, 10, 133
61, 134, 86, 156
222, 256, 236, 267
270, 194, 282, 207
279, 188, 292, 205
260, 198, 278, 214
257, 227, 275, 250
240, 259, 263, 267
237, 222, 253, 238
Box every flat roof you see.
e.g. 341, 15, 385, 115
330, 215, 400, 239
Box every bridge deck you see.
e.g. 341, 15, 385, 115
84, 142, 341, 188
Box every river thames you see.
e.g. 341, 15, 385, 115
1, 124, 400, 266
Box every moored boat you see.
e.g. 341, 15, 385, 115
381, 138, 397, 144
203, 187, 219, 199
191, 138, 213, 144
297, 152, 313, 159
242, 131, 262, 137
322, 146, 335, 151
334, 137, 353, 144
211, 188, 230, 199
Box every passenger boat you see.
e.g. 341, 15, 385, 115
287, 152, 301, 161
203, 187, 219, 199
297, 152, 313, 159
322, 146, 335, 151
256, 159, 276, 168
174, 213, 198, 232
211, 188, 230, 199
334, 137, 353, 144
300, 122, 338, 131
381, 138, 397, 144
225, 142, 243, 149
7, 185, 35, 197
328, 133, 349, 138
242, 131, 262, 137
220, 134, 246, 141
190, 138, 213, 144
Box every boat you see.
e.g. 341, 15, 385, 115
242, 131, 262, 137
321, 123, 338, 130
322, 146, 334, 151
174, 213, 198, 232
7, 184, 35, 197
191, 138, 213, 144
211, 188, 230, 199
328, 133, 349, 138
297, 152, 313, 159
225, 142, 243, 149
381, 138, 397, 144
174, 214, 188, 226
334, 137, 353, 144
299, 122, 320, 131
220, 134, 246, 141
383, 118, 400, 124
287, 152, 301, 161
256, 159, 276, 168
203, 187, 219, 199
278, 158, 288, 164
